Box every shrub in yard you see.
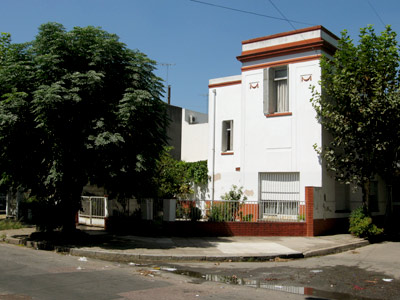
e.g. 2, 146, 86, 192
208, 202, 225, 222
221, 185, 248, 202
189, 206, 202, 222
241, 213, 253, 222
297, 214, 306, 221
349, 207, 383, 238
208, 186, 249, 222
0, 219, 25, 230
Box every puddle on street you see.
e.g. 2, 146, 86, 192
168, 269, 376, 300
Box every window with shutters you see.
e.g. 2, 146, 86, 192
263, 66, 290, 116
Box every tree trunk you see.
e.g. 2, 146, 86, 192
61, 188, 82, 233
61, 200, 78, 233
361, 179, 370, 213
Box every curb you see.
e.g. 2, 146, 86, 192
1, 235, 370, 263
69, 248, 305, 262
303, 240, 370, 258
2, 236, 65, 251
3, 236, 26, 245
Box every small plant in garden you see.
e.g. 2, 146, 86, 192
189, 206, 202, 222
240, 213, 253, 222
208, 203, 227, 222
0, 219, 25, 230
221, 185, 248, 202
209, 185, 247, 222
349, 207, 383, 238
297, 214, 306, 221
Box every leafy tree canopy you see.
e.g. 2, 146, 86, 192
154, 146, 208, 199
311, 25, 400, 206
0, 23, 168, 230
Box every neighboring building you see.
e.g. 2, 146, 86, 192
166, 104, 208, 162
165, 105, 209, 202
207, 26, 388, 235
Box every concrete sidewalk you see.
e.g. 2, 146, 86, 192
0, 226, 369, 262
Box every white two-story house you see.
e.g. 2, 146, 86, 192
207, 26, 388, 235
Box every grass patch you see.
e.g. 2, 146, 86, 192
0, 219, 25, 230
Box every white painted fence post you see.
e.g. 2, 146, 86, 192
141, 198, 153, 220
163, 199, 176, 221
89, 197, 92, 225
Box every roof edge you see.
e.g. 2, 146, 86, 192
241, 25, 339, 45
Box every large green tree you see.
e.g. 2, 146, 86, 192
154, 146, 208, 199
311, 25, 400, 208
0, 23, 168, 230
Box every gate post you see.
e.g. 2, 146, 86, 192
141, 198, 153, 220
163, 199, 176, 221
305, 187, 314, 236
89, 197, 92, 225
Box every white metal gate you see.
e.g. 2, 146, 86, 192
259, 172, 300, 221
79, 196, 108, 227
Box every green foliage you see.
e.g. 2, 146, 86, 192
240, 213, 253, 222
186, 160, 209, 185
155, 147, 208, 199
349, 207, 383, 238
0, 32, 11, 61
208, 185, 247, 222
221, 185, 248, 201
0, 219, 25, 230
311, 25, 400, 203
189, 206, 202, 222
208, 202, 241, 222
297, 214, 306, 221
208, 203, 227, 222
175, 201, 202, 221
0, 23, 168, 231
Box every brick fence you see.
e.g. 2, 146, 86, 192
162, 220, 307, 236
106, 186, 351, 236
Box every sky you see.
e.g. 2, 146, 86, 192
1, 0, 400, 113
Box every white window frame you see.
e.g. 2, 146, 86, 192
221, 120, 233, 152
263, 66, 289, 115
259, 172, 300, 219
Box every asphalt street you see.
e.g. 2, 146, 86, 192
0, 243, 307, 300
163, 242, 400, 300
1, 241, 399, 299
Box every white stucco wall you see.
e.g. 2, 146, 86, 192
208, 60, 324, 201
208, 76, 242, 199
181, 109, 208, 162
235, 60, 322, 202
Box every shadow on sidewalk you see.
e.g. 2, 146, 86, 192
24, 225, 234, 251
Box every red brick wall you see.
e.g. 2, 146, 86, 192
164, 221, 307, 236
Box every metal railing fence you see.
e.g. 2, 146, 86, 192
260, 200, 305, 221
174, 199, 305, 222
80, 196, 108, 218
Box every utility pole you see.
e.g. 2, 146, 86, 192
158, 63, 175, 105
